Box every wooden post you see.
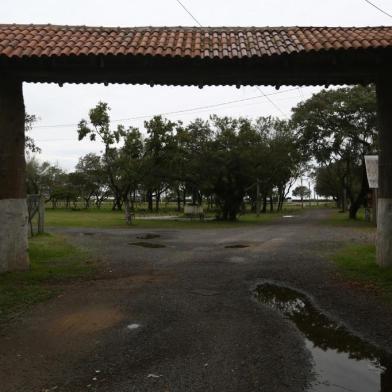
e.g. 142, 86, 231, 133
0, 78, 29, 272
376, 79, 392, 267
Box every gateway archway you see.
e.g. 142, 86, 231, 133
1, 24, 392, 270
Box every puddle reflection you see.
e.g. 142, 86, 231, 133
254, 283, 392, 391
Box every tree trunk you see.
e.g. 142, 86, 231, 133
147, 190, 153, 212
269, 194, 274, 212
341, 185, 347, 212
112, 195, 122, 211
176, 188, 181, 212
348, 161, 369, 220
124, 197, 132, 225
155, 191, 160, 212
131, 190, 136, 210
262, 196, 267, 213
277, 188, 284, 212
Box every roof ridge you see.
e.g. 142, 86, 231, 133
1, 24, 392, 61
0, 23, 391, 30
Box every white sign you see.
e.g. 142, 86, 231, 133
364, 155, 378, 189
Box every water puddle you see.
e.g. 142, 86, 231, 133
83, 232, 95, 236
225, 244, 249, 249
127, 323, 141, 331
191, 289, 220, 296
254, 283, 392, 391
136, 233, 161, 240
129, 242, 166, 248
283, 215, 294, 218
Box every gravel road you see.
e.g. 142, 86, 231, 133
1, 209, 390, 392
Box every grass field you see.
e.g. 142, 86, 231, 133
324, 209, 375, 230
42, 207, 302, 229
332, 243, 392, 300
0, 234, 93, 322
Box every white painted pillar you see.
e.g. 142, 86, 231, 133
0, 78, 29, 272
376, 79, 392, 267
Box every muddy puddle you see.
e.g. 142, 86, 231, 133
225, 244, 249, 249
254, 283, 392, 391
129, 242, 166, 248
136, 233, 161, 240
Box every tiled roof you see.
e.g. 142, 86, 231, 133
1, 24, 392, 60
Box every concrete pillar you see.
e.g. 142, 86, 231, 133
0, 78, 29, 272
376, 79, 392, 267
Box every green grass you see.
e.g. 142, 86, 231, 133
324, 209, 375, 230
332, 243, 392, 300
0, 233, 93, 322
44, 207, 300, 229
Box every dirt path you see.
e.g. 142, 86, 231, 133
1, 209, 390, 392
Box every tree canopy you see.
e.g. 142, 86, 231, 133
292, 85, 377, 218
27, 84, 378, 221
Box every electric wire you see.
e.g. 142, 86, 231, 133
32, 87, 298, 130
174, 0, 288, 119
256, 86, 288, 118
175, 0, 203, 26
362, 0, 392, 19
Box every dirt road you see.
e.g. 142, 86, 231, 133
1, 209, 390, 391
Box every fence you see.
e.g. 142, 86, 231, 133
27, 194, 45, 236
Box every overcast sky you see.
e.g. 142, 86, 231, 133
3, 0, 391, 170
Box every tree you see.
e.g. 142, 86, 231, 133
142, 116, 178, 212
25, 114, 41, 154
74, 153, 109, 208
26, 158, 70, 207
204, 116, 257, 220
77, 102, 144, 218
292, 85, 377, 219
292, 185, 311, 208
315, 162, 346, 208
116, 128, 144, 222
174, 118, 214, 209
265, 119, 305, 212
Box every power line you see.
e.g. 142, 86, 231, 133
297, 86, 305, 101
36, 91, 304, 142
362, 0, 392, 19
37, 90, 303, 142
175, 0, 202, 26
32, 87, 298, 130
174, 0, 286, 119
174, 1, 288, 119
256, 86, 288, 118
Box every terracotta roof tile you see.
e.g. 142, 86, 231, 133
0, 24, 392, 60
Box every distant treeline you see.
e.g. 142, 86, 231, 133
26, 85, 377, 221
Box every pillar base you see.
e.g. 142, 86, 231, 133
0, 198, 29, 272
377, 198, 392, 267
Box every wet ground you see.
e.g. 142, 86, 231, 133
255, 283, 392, 391
1, 209, 391, 392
